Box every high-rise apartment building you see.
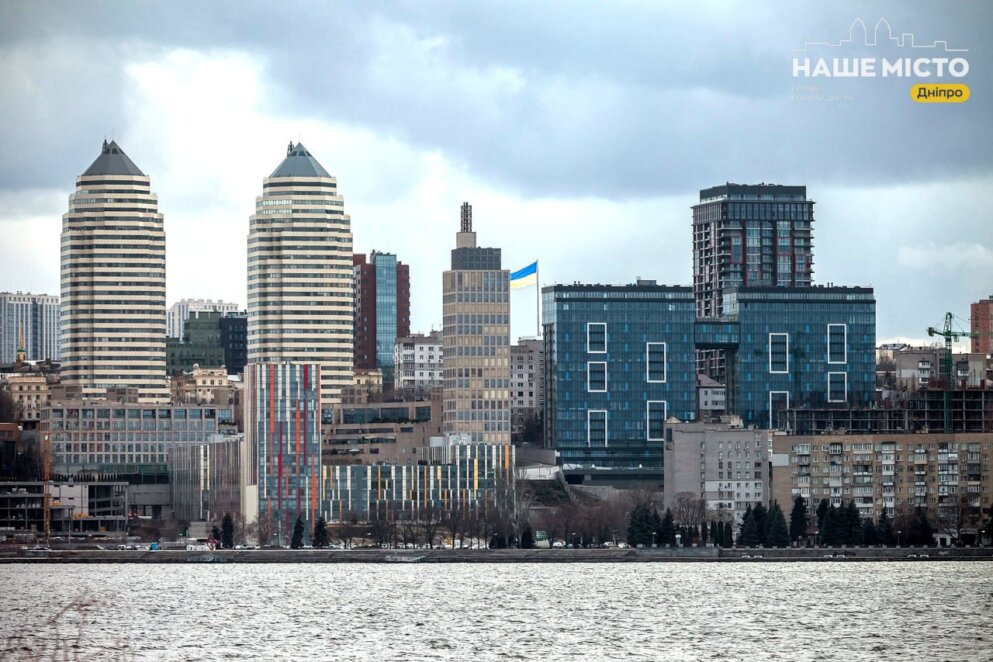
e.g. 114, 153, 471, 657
510, 338, 544, 442
167, 299, 240, 339
692, 183, 814, 318
353, 252, 410, 387
60, 140, 168, 402
393, 331, 443, 394
0, 292, 60, 363
247, 143, 353, 406
970, 297, 993, 354
442, 203, 511, 444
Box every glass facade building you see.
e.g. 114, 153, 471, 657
352, 252, 410, 387
542, 282, 697, 483
247, 363, 322, 546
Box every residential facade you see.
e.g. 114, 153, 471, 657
0, 292, 60, 363
441, 203, 511, 444
393, 332, 443, 395
542, 281, 697, 485
247, 143, 353, 407
971, 297, 993, 355
353, 252, 410, 388
510, 338, 543, 442
60, 140, 168, 402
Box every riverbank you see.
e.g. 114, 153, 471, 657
2, 546, 991, 563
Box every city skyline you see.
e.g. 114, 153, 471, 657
1, 2, 991, 345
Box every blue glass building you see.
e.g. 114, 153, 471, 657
542, 282, 697, 484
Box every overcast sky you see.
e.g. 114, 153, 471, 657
1, 1, 990, 344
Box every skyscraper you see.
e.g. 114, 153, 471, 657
353, 251, 410, 387
247, 142, 353, 407
60, 140, 168, 402
0, 292, 60, 364
692, 183, 814, 318
442, 203, 511, 444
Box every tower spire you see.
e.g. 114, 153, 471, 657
15, 325, 26, 367
460, 202, 472, 233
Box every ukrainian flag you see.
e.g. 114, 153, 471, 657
509, 261, 538, 289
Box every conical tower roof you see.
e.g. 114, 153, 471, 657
270, 142, 331, 178
82, 140, 145, 177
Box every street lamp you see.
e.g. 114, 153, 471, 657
897, 530, 902, 548
651, 531, 657, 548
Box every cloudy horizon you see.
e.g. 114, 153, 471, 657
1, 1, 990, 345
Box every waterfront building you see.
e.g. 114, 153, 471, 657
219, 313, 248, 376
393, 332, 443, 395
245, 362, 322, 546
441, 203, 511, 444
542, 281, 697, 485
663, 421, 771, 524
510, 338, 544, 443
353, 252, 410, 388
770, 432, 993, 540
169, 434, 244, 524
167, 299, 240, 340
166, 311, 224, 375
247, 143, 353, 407
60, 140, 168, 402
322, 440, 515, 522
0, 292, 60, 363
0, 480, 128, 536
322, 396, 443, 466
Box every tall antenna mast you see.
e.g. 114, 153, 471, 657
460, 202, 472, 233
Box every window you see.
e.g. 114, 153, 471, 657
827, 324, 847, 364
587, 362, 607, 392
769, 391, 789, 429
769, 333, 789, 373
828, 372, 847, 403
588, 410, 607, 446
647, 401, 666, 440
587, 323, 606, 353
646, 343, 667, 383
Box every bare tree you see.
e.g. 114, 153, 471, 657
252, 510, 276, 547
672, 492, 707, 526
421, 502, 444, 549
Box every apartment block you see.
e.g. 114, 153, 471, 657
510, 337, 543, 442
393, 332, 442, 395
0, 292, 60, 363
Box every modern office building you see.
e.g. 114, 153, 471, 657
247, 143, 353, 406
219, 313, 248, 376
60, 140, 168, 402
510, 338, 544, 443
695, 285, 876, 428
353, 252, 410, 388
442, 203, 511, 444
322, 440, 515, 522
393, 332, 443, 395
322, 397, 443, 466
0, 292, 60, 363
169, 434, 244, 524
770, 432, 993, 539
542, 281, 697, 485
167, 299, 240, 339
166, 311, 224, 375
663, 421, 772, 525
245, 362, 323, 546
40, 400, 236, 475
0, 480, 128, 536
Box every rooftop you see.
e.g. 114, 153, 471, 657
269, 141, 331, 178
82, 140, 145, 177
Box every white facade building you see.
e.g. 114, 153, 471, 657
393, 331, 443, 393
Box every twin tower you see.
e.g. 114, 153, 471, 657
60, 140, 353, 404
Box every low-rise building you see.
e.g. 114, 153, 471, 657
0, 480, 128, 536
322, 397, 443, 465
169, 434, 244, 523
697, 374, 726, 422
170, 366, 240, 407
0, 373, 53, 422
663, 420, 771, 524
770, 432, 993, 539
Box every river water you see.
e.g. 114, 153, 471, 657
1, 562, 991, 661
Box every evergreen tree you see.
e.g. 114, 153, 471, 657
521, 525, 536, 549
650, 509, 664, 545
844, 501, 862, 546
908, 507, 934, 546
789, 496, 808, 542
221, 513, 235, 549
766, 503, 790, 548
876, 510, 894, 546
290, 517, 305, 549
740, 504, 753, 540
312, 517, 329, 549
816, 498, 830, 530
210, 525, 222, 545
740, 511, 760, 547
862, 519, 878, 546
626, 503, 653, 547
821, 506, 841, 546
752, 503, 768, 546
701, 520, 709, 545
659, 508, 677, 546
711, 520, 720, 545
721, 521, 733, 548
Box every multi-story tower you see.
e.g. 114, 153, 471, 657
60, 140, 168, 402
692, 183, 814, 318
167, 299, 240, 339
0, 292, 60, 363
970, 297, 993, 354
393, 331, 443, 395
442, 203, 511, 444
247, 142, 353, 407
510, 338, 544, 442
353, 251, 410, 387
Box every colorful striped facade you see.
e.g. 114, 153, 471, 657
248, 363, 322, 545
322, 442, 515, 522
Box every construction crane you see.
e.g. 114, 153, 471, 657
926, 312, 976, 433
